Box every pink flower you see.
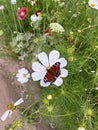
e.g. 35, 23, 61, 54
17, 7, 28, 20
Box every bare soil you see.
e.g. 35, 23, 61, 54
0, 59, 55, 130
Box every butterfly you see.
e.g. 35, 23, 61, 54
44, 62, 61, 83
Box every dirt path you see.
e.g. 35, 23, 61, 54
0, 59, 20, 130
0, 59, 54, 130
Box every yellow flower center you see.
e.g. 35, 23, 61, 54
7, 104, 14, 110
47, 95, 52, 100
23, 73, 27, 78
91, 3, 95, 7
46, 66, 51, 71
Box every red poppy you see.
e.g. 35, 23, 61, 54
17, 7, 28, 20
44, 29, 52, 36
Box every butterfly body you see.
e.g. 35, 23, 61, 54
44, 62, 61, 83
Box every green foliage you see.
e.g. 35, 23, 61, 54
0, 0, 98, 130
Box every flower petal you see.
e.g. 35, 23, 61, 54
49, 50, 60, 66
37, 52, 49, 67
53, 77, 63, 86
32, 71, 46, 81
18, 68, 28, 74
40, 79, 50, 87
24, 78, 29, 83
58, 58, 67, 68
95, 5, 98, 9
32, 62, 46, 72
17, 77, 29, 84
17, 77, 24, 84
9, 110, 13, 118
16, 73, 20, 78
31, 15, 38, 22
11, 0, 16, 5
1, 110, 10, 121
60, 69, 68, 77
14, 98, 24, 106
27, 73, 30, 78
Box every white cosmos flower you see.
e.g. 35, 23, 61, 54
1, 98, 24, 121
11, 0, 17, 4
88, 0, 98, 9
32, 50, 68, 87
16, 68, 30, 84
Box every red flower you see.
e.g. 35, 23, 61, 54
17, 7, 28, 20
44, 29, 52, 36
35, 10, 41, 16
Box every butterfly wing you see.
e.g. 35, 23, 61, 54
44, 72, 55, 83
44, 62, 61, 83
51, 62, 61, 77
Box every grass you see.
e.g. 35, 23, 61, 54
0, 0, 98, 130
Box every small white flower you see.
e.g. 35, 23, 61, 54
49, 23, 65, 33
88, 0, 98, 9
16, 68, 30, 84
91, 70, 95, 73
11, 0, 17, 5
28, 0, 36, 6
69, 10, 72, 13
31, 1, 36, 6
0, 5, 4, 10
59, 2, 65, 7
32, 50, 68, 87
95, 87, 98, 90
79, 69, 82, 72
31, 14, 41, 22
1, 98, 24, 121
78, 127, 85, 130
72, 14, 77, 17
31, 14, 39, 22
